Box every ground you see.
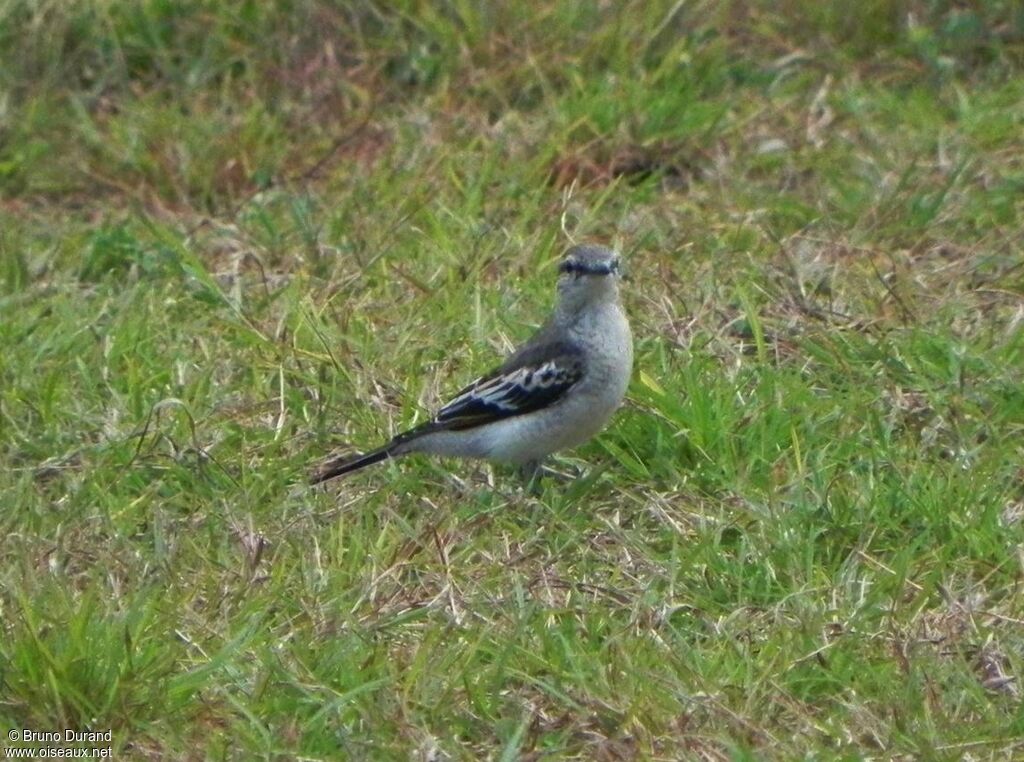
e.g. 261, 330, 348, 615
1, 1, 1023, 759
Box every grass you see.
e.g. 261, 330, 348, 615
2, 0, 1023, 758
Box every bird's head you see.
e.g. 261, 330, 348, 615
555, 244, 624, 310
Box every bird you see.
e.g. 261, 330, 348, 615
310, 244, 633, 487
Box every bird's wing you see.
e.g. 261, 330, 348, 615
429, 340, 586, 431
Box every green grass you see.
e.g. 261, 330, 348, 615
2, 0, 1024, 758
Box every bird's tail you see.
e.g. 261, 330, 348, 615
310, 423, 440, 485
309, 444, 395, 484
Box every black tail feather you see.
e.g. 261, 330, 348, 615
310, 445, 394, 484
310, 424, 439, 485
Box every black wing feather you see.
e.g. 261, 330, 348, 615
430, 340, 585, 431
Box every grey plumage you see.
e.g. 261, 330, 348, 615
311, 243, 633, 485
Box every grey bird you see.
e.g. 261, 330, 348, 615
310, 244, 633, 486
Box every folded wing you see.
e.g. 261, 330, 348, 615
431, 340, 586, 431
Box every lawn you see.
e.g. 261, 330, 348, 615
2, 1, 1023, 759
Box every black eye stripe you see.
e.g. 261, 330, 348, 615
559, 259, 620, 275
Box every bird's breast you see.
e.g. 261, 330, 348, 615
571, 303, 633, 402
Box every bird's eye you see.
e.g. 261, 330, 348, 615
559, 260, 581, 276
